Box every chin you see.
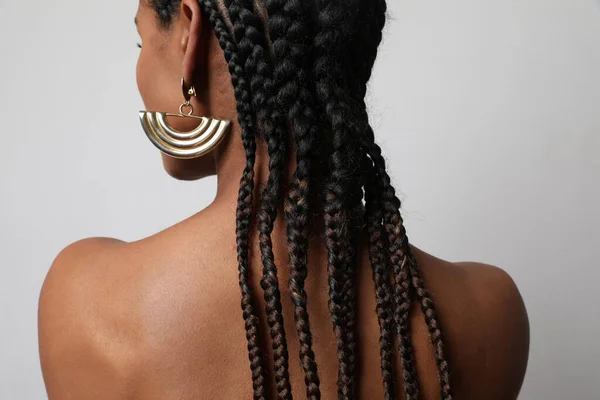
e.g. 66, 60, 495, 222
161, 154, 217, 181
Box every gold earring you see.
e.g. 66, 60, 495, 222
139, 78, 231, 159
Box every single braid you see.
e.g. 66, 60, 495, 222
364, 158, 396, 399
197, 1, 268, 399
408, 239, 454, 400
227, 0, 293, 398
342, 193, 362, 395
385, 196, 420, 400
265, 0, 322, 398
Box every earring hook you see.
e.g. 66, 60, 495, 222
181, 78, 197, 103
180, 78, 197, 116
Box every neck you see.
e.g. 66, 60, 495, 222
213, 123, 270, 203
206, 38, 292, 205
213, 121, 298, 210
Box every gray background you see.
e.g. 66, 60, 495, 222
1, 0, 599, 398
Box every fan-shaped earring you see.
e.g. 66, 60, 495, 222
139, 78, 232, 159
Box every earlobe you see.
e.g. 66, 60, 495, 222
181, 35, 189, 51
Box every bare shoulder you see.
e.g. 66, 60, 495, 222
456, 260, 530, 344
38, 238, 130, 399
413, 248, 530, 399
40, 237, 126, 310
40, 237, 126, 309
37, 215, 240, 399
457, 261, 530, 399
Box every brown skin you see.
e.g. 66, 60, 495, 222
38, 1, 530, 399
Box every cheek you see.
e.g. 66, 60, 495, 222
136, 50, 153, 109
136, 46, 178, 112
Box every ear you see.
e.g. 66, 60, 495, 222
179, 0, 206, 89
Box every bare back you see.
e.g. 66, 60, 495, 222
39, 199, 529, 399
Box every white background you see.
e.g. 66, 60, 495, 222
1, 0, 599, 398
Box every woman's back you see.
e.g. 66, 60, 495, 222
39, 0, 529, 397
39, 199, 529, 399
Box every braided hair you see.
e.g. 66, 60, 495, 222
227, 0, 294, 398
343, 1, 420, 398
149, 0, 453, 398
263, 0, 322, 398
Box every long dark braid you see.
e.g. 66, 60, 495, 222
344, 0, 453, 396
313, 0, 363, 397
345, 17, 422, 396
341, 0, 420, 398
345, 0, 455, 398
195, 1, 270, 399
408, 240, 453, 399
226, 0, 294, 398
348, 30, 424, 400
364, 168, 396, 399
264, 0, 322, 398
341, 6, 397, 394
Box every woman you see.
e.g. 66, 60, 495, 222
38, 0, 530, 399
